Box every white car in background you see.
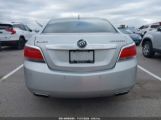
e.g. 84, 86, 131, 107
0, 22, 34, 50
142, 27, 161, 58
139, 23, 161, 37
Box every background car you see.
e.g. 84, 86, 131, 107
24, 18, 137, 98
142, 27, 161, 58
0, 22, 34, 50
128, 27, 141, 35
118, 28, 142, 46
138, 23, 161, 37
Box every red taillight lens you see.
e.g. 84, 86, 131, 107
119, 44, 137, 60
24, 46, 44, 62
5, 28, 16, 34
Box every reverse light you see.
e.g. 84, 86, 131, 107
119, 43, 137, 60
24, 46, 45, 62
5, 28, 16, 34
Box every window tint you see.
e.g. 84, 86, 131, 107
151, 25, 160, 28
43, 19, 117, 33
139, 26, 144, 29
143, 25, 149, 29
0, 24, 12, 30
13, 24, 26, 31
24, 25, 29, 31
24, 25, 32, 31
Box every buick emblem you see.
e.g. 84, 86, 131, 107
77, 39, 87, 48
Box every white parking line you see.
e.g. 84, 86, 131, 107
0, 64, 24, 82
138, 65, 161, 81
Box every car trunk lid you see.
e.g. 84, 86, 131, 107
35, 33, 129, 72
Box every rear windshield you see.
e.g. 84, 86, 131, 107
13, 24, 26, 31
151, 25, 160, 29
43, 19, 117, 33
0, 24, 12, 30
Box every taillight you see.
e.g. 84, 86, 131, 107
24, 46, 45, 62
5, 28, 16, 34
119, 43, 137, 60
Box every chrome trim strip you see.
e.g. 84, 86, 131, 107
46, 44, 117, 50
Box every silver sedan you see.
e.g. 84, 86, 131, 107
24, 18, 137, 98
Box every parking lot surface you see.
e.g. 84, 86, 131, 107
0, 46, 161, 117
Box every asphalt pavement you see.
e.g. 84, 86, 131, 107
0, 46, 161, 118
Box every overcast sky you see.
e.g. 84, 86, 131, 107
0, 0, 161, 29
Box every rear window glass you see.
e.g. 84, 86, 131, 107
151, 25, 160, 28
143, 25, 149, 29
0, 24, 12, 30
43, 19, 117, 33
13, 24, 26, 31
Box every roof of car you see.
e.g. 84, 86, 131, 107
49, 17, 109, 23
0, 22, 23, 25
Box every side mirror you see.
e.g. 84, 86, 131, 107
157, 28, 161, 32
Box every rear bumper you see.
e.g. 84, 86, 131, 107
0, 40, 19, 46
24, 58, 137, 98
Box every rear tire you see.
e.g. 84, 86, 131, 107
17, 37, 26, 50
142, 41, 155, 58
